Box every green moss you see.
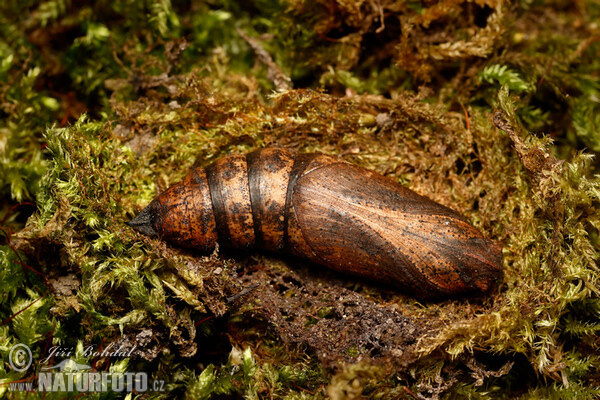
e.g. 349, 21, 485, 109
1, 0, 600, 398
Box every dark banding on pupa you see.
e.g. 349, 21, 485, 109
127, 147, 503, 299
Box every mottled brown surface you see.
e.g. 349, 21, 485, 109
284, 153, 341, 258
247, 148, 295, 251
291, 163, 502, 298
207, 155, 256, 249
132, 148, 502, 299
152, 171, 218, 251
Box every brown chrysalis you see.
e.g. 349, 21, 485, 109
128, 148, 502, 299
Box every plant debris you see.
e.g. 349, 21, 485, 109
1, 0, 599, 398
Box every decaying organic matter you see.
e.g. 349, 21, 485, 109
4, 0, 600, 397
128, 148, 502, 299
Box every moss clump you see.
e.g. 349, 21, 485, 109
1, 0, 600, 399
